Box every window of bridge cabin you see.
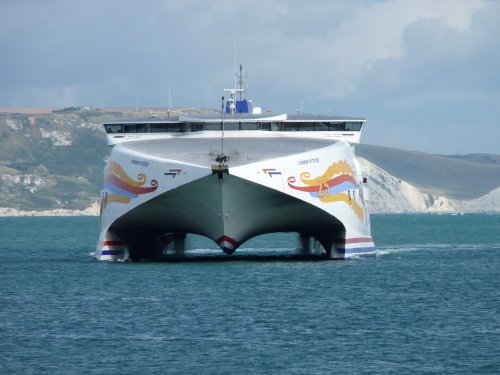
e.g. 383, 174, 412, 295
223, 122, 239, 130
105, 124, 123, 133
259, 122, 272, 131
327, 122, 345, 131
240, 122, 258, 130
205, 122, 222, 131
313, 122, 330, 131
151, 123, 184, 132
123, 124, 137, 133
134, 123, 151, 133
191, 122, 204, 131
282, 123, 299, 131
298, 122, 315, 131
345, 122, 362, 131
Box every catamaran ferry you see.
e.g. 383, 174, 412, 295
96, 66, 375, 260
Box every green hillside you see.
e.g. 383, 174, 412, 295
0, 110, 111, 209
0, 107, 206, 210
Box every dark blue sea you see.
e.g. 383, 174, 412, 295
1, 214, 499, 374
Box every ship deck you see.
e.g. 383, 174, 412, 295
121, 136, 338, 167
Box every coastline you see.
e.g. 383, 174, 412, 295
0, 202, 100, 217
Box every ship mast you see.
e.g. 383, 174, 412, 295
238, 64, 245, 101
224, 64, 247, 115
214, 64, 249, 173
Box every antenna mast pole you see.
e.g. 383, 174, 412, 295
167, 57, 172, 112
221, 96, 225, 156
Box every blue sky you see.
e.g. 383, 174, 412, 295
1, 0, 499, 154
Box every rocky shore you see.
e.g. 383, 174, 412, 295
0, 202, 100, 217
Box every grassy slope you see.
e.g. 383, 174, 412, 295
0, 112, 109, 210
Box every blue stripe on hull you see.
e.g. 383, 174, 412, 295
344, 246, 376, 254
101, 249, 125, 256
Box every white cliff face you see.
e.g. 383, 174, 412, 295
39, 128, 72, 146
360, 158, 500, 213
0, 201, 100, 217
77, 120, 103, 132
1, 173, 50, 193
458, 187, 500, 212
6, 118, 23, 131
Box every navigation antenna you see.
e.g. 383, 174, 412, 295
224, 64, 248, 115
238, 64, 247, 101
167, 57, 172, 116
221, 96, 225, 156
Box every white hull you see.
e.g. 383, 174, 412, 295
96, 134, 374, 260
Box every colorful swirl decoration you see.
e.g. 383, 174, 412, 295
287, 160, 365, 220
103, 161, 158, 207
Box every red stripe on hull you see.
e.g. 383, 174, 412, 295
336, 237, 373, 245
288, 174, 356, 192
103, 240, 124, 247
215, 235, 240, 247
105, 174, 158, 195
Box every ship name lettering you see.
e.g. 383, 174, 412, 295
131, 159, 149, 167
298, 158, 319, 165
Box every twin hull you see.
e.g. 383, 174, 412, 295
96, 137, 374, 260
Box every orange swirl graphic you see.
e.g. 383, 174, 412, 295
319, 193, 364, 220
290, 160, 365, 221
300, 160, 355, 186
103, 194, 132, 209
107, 161, 146, 187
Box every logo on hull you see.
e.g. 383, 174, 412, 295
165, 169, 182, 178
262, 168, 282, 177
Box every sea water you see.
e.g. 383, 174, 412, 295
0, 214, 499, 374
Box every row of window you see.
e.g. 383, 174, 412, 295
104, 121, 363, 134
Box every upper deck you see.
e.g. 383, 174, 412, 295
103, 113, 367, 146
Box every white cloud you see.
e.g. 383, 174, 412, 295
311, 0, 485, 99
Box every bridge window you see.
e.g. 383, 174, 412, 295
345, 122, 362, 131
205, 122, 222, 131
299, 122, 315, 131
259, 122, 272, 131
123, 124, 138, 133
328, 122, 345, 131
191, 122, 204, 131
282, 123, 299, 131
240, 122, 258, 130
135, 123, 151, 132
105, 124, 123, 133
104, 120, 363, 134
223, 122, 239, 131
151, 123, 184, 132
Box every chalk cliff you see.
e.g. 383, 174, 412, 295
360, 157, 500, 213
